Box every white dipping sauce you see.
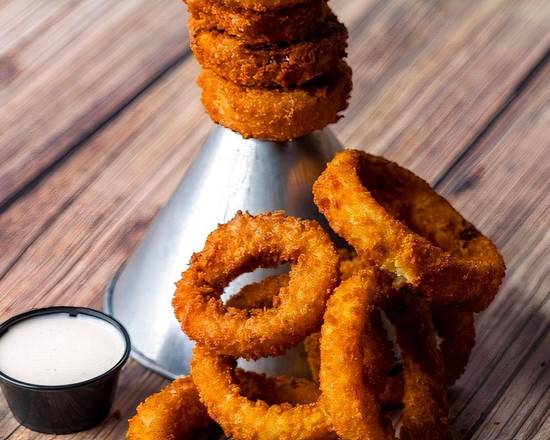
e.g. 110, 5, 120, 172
0, 313, 126, 386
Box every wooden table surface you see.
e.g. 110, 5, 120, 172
1, 0, 549, 438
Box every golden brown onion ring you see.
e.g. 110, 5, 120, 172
340, 252, 475, 385
127, 376, 211, 440
227, 265, 403, 407
186, 0, 329, 45
313, 150, 505, 311
225, 273, 289, 309
387, 294, 450, 440
190, 13, 347, 87
319, 269, 396, 440
211, 0, 309, 12
227, 270, 404, 406
191, 347, 337, 440
173, 211, 339, 359
198, 61, 352, 141
319, 270, 450, 440
305, 331, 403, 407
127, 370, 328, 439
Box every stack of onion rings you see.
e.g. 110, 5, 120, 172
186, 0, 351, 140
129, 151, 504, 438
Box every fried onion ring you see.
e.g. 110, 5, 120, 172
319, 269, 395, 440
127, 376, 211, 440
387, 294, 450, 440
305, 331, 403, 407
340, 252, 475, 385
127, 370, 328, 439
319, 270, 450, 440
227, 270, 404, 406
191, 347, 337, 440
198, 61, 352, 140
225, 273, 289, 309
190, 13, 347, 87
173, 211, 339, 359
186, 0, 329, 45
313, 150, 505, 311
210, 0, 309, 12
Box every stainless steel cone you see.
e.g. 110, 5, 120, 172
104, 125, 343, 378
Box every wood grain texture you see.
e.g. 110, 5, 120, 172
0, 0, 549, 438
0, 0, 189, 207
342, 0, 550, 181
0, 58, 204, 439
436, 61, 550, 440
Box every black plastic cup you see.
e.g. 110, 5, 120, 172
0, 307, 130, 434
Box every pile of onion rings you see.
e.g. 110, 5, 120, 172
129, 158, 504, 438
186, 0, 352, 140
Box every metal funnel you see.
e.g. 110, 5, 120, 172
104, 125, 343, 379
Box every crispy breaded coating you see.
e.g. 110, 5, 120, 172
127, 377, 211, 440
186, 0, 329, 45
198, 61, 352, 141
210, 0, 310, 12
173, 211, 339, 359
190, 13, 347, 87
191, 347, 338, 440
313, 150, 506, 311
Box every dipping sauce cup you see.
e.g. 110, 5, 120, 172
0, 307, 130, 434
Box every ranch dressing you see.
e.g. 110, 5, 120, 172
0, 313, 126, 386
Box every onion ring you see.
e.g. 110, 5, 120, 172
185, 0, 329, 45
305, 331, 403, 407
304, 252, 403, 406
313, 150, 505, 311
319, 270, 450, 439
199, 61, 352, 141
319, 269, 395, 440
225, 273, 289, 310
340, 251, 475, 385
173, 211, 339, 359
190, 13, 347, 87
127, 370, 327, 439
210, 0, 310, 12
127, 376, 211, 440
191, 347, 337, 440
226, 270, 404, 406
226, 265, 404, 407
386, 293, 450, 440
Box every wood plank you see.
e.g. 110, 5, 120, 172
342, 0, 550, 181
534, 415, 550, 440
0, 0, 189, 207
434, 62, 550, 439
0, 58, 205, 317
470, 332, 549, 440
